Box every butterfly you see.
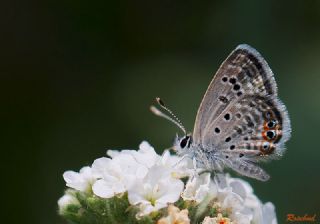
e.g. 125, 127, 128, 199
151, 44, 291, 181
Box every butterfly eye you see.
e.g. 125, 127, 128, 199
180, 136, 190, 148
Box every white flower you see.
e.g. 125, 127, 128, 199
186, 173, 278, 224
128, 164, 184, 216
107, 141, 159, 168
223, 175, 277, 224
182, 173, 217, 203
63, 166, 96, 192
108, 141, 192, 178
91, 141, 191, 199
180, 172, 277, 224
159, 150, 193, 179
57, 194, 80, 212
91, 154, 148, 198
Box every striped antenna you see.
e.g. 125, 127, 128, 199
150, 97, 186, 135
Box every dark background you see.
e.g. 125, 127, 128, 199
2, 1, 320, 223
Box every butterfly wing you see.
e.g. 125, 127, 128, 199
192, 44, 291, 181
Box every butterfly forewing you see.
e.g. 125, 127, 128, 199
193, 44, 278, 144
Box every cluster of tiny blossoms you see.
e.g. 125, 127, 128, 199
58, 141, 278, 224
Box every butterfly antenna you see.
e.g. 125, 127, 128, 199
155, 98, 185, 127
150, 97, 186, 135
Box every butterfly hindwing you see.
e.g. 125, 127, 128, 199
210, 95, 290, 158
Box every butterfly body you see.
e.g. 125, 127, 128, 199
174, 138, 226, 172
153, 44, 291, 181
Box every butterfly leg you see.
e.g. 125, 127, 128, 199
171, 154, 189, 168
188, 157, 200, 182
210, 171, 227, 189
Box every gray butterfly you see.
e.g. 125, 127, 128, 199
151, 44, 291, 181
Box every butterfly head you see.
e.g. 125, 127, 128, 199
173, 134, 193, 154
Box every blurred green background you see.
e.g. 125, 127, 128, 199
2, 0, 320, 223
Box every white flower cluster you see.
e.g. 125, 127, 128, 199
182, 172, 278, 224
61, 141, 190, 216
59, 141, 278, 224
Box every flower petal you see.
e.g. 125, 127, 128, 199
262, 202, 278, 224
91, 157, 111, 178
92, 179, 116, 198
